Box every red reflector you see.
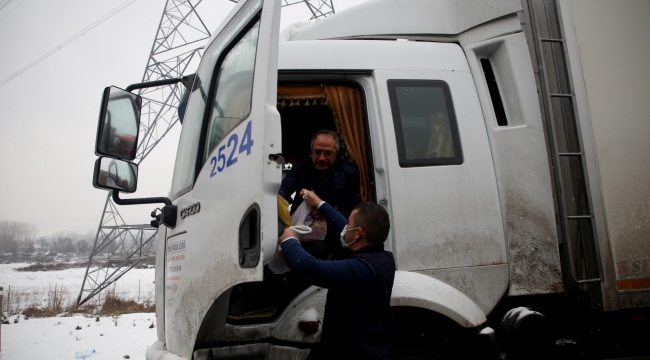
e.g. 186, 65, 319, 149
298, 320, 319, 334
630, 313, 646, 321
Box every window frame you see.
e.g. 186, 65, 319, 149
196, 13, 262, 175
387, 79, 464, 168
168, 0, 263, 201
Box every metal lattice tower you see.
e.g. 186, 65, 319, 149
76, 198, 158, 305
78, 0, 336, 306
289, 0, 335, 18
256, 0, 335, 18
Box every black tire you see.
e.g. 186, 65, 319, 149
500, 307, 552, 360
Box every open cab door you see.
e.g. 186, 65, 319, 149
160, 0, 282, 358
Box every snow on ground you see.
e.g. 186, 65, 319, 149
1, 262, 155, 310
2, 313, 158, 360
1, 262, 157, 359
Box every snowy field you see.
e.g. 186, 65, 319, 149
1, 262, 157, 359
1, 262, 155, 310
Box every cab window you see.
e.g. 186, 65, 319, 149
169, 0, 261, 199
203, 21, 260, 162
387, 80, 463, 167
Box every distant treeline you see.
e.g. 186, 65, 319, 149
0, 220, 93, 255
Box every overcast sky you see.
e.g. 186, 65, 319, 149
0, 0, 368, 237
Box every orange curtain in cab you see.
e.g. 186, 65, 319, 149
321, 85, 371, 202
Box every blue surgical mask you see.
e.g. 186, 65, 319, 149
340, 226, 358, 248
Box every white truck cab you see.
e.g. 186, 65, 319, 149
92, 0, 650, 359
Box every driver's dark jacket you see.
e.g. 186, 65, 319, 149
281, 202, 396, 360
279, 157, 360, 220
279, 157, 361, 257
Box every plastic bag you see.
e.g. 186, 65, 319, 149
268, 201, 328, 275
268, 244, 290, 274
268, 225, 312, 274
290, 201, 327, 241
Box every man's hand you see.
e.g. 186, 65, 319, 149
279, 227, 296, 245
310, 207, 325, 220
300, 189, 322, 208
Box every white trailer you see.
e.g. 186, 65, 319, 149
91, 0, 650, 359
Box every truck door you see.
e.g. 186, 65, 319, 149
374, 68, 507, 272
162, 0, 281, 357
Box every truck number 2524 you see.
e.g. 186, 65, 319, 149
210, 121, 254, 178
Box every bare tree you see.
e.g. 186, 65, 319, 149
54, 231, 76, 253
22, 239, 35, 253
76, 239, 91, 254
0, 220, 38, 254
36, 237, 50, 254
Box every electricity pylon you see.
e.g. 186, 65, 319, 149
78, 0, 336, 306
243, 0, 335, 18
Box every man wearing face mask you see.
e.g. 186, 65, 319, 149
279, 130, 361, 258
279, 189, 395, 360
230, 132, 359, 318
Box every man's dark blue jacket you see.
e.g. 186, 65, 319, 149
281, 202, 396, 360
279, 157, 361, 220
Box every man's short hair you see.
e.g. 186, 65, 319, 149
310, 130, 340, 151
353, 202, 390, 244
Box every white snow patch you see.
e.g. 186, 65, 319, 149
503, 306, 543, 325
1, 313, 157, 360
0, 263, 156, 359
1, 263, 154, 311
280, 21, 312, 42
556, 338, 577, 346
479, 326, 494, 335
298, 307, 319, 322
514, 307, 539, 321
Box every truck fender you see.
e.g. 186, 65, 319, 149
391, 271, 487, 328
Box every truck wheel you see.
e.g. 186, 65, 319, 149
500, 307, 551, 359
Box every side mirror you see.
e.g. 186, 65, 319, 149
95, 86, 141, 161
93, 157, 138, 193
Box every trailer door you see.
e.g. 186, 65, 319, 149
162, 0, 281, 357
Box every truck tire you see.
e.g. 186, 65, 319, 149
499, 307, 551, 359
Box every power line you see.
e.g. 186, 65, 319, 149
0, 0, 26, 21
0, 0, 14, 12
0, 0, 137, 88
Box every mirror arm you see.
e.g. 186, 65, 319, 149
112, 191, 177, 228
125, 73, 195, 93
112, 190, 171, 206
125, 79, 182, 93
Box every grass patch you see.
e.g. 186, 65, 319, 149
15, 261, 88, 272
3, 285, 154, 317
20, 292, 154, 317
100, 292, 155, 315
23, 306, 60, 318
12, 284, 71, 317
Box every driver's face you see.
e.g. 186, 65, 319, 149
311, 134, 337, 171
